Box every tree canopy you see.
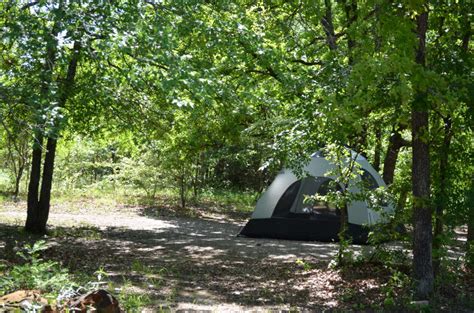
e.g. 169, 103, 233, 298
0, 0, 472, 305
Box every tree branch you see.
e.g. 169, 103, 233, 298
21, 1, 39, 10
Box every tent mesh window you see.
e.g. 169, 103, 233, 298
273, 177, 342, 218
361, 169, 379, 190
272, 180, 302, 217
302, 177, 341, 216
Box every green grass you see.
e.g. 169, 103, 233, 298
47, 182, 258, 217
199, 189, 257, 213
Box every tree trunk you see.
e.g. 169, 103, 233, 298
321, 0, 337, 51
25, 133, 43, 232
433, 117, 452, 276
412, 108, 433, 299
412, 11, 433, 300
25, 19, 59, 233
13, 164, 24, 199
467, 189, 474, 270
193, 155, 200, 199
337, 204, 349, 265
460, 0, 472, 271
383, 129, 409, 185
34, 137, 58, 233
25, 40, 80, 234
344, 0, 357, 65
373, 126, 382, 172
179, 174, 186, 209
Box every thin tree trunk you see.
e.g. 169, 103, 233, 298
344, 0, 357, 65
13, 164, 24, 199
193, 156, 199, 199
468, 188, 474, 270
433, 117, 452, 276
373, 126, 382, 172
336, 150, 358, 265
337, 204, 348, 264
412, 11, 433, 300
321, 0, 338, 50
371, 4, 382, 172
382, 128, 409, 185
180, 174, 186, 209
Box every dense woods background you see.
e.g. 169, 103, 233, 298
0, 0, 472, 309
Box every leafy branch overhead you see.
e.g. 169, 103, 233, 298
0, 0, 472, 309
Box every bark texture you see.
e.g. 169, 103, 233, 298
25, 133, 44, 232
373, 127, 382, 172
412, 11, 433, 300
321, 0, 338, 51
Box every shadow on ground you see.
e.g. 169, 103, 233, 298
0, 211, 471, 311
0, 214, 375, 310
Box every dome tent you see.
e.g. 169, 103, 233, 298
239, 150, 393, 244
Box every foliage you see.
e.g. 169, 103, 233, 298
117, 289, 151, 312
0, 240, 74, 295
0, 0, 472, 305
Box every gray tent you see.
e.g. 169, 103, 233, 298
239, 150, 393, 243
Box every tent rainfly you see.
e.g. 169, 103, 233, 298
239, 151, 394, 244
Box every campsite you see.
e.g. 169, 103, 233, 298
0, 1, 473, 312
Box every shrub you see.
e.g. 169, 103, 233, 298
0, 240, 75, 295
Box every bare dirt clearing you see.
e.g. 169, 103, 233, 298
0, 200, 470, 312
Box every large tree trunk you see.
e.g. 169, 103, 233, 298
25, 133, 43, 232
433, 117, 452, 276
412, 108, 433, 300
412, 11, 433, 300
34, 138, 58, 233
459, 0, 472, 270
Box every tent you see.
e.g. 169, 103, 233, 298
239, 150, 393, 244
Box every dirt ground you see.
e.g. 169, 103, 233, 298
0, 200, 470, 312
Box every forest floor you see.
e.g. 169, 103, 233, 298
0, 197, 472, 312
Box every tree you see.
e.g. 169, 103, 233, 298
0, 106, 31, 199
1, 1, 120, 233
411, 9, 433, 299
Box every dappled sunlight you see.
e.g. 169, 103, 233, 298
183, 245, 226, 259
0, 202, 471, 311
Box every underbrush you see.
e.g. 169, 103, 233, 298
0, 241, 73, 296
0, 185, 257, 220
0, 240, 151, 311
342, 246, 474, 312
